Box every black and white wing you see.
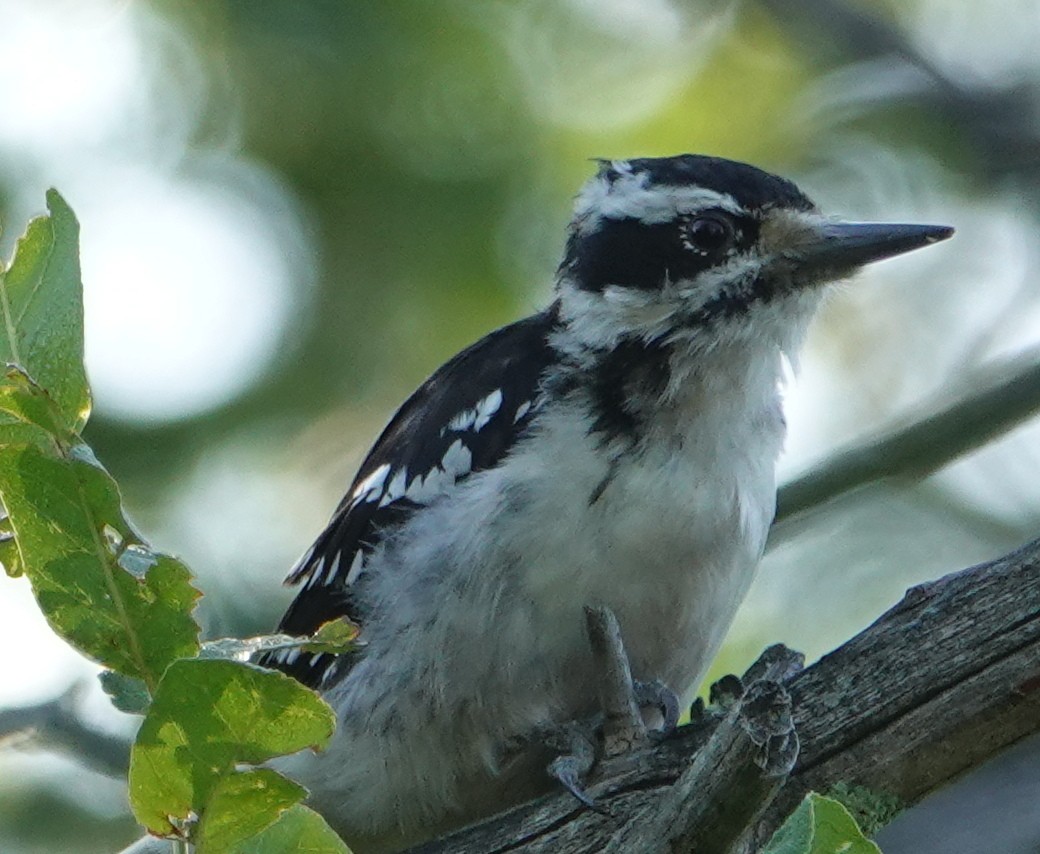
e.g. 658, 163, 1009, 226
261, 308, 559, 687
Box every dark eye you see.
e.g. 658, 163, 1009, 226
682, 213, 736, 256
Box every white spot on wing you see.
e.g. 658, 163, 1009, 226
441, 439, 472, 478
323, 551, 342, 585
444, 389, 504, 435
352, 463, 391, 504
473, 389, 503, 431
286, 543, 316, 583
296, 543, 315, 567
406, 467, 453, 503
427, 466, 453, 493
304, 556, 327, 589
379, 467, 409, 507
514, 400, 531, 423
445, 406, 477, 433
405, 472, 426, 502
345, 551, 365, 585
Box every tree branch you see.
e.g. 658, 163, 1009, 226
0, 682, 130, 777
773, 347, 1040, 536
413, 536, 1040, 853
756, 0, 1040, 175
603, 662, 800, 854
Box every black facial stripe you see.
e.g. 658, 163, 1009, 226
563, 218, 685, 292
562, 215, 758, 293
588, 337, 671, 442
687, 272, 783, 327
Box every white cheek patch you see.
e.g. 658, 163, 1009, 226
556, 284, 664, 351
673, 254, 764, 304
556, 251, 764, 351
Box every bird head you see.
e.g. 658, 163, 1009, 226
555, 155, 953, 356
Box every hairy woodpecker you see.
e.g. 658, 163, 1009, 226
262, 155, 952, 852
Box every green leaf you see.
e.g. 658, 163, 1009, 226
202, 618, 359, 664
196, 769, 307, 852
305, 617, 360, 654
0, 444, 200, 687
226, 804, 351, 854
129, 658, 336, 836
825, 782, 902, 836
98, 670, 152, 715
0, 512, 21, 577
0, 190, 90, 432
763, 793, 882, 854
0, 367, 72, 448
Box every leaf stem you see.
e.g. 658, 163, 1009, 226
170, 837, 193, 854
74, 475, 155, 692
0, 262, 22, 367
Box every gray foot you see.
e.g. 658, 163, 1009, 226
634, 678, 680, 737
541, 719, 610, 814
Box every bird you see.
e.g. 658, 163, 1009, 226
262, 154, 953, 852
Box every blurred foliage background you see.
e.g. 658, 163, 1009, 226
2, 0, 1040, 852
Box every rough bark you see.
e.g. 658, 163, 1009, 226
412, 537, 1040, 853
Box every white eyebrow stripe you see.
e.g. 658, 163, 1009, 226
574, 170, 742, 230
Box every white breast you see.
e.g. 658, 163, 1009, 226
496, 365, 783, 709
280, 339, 788, 852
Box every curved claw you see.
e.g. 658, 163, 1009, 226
547, 754, 610, 815
634, 678, 680, 736
541, 719, 611, 815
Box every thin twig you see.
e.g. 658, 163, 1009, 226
774, 348, 1040, 537
0, 682, 130, 777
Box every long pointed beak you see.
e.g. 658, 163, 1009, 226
798, 222, 954, 273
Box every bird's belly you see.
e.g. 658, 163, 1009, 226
296, 422, 777, 850
513, 448, 772, 713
